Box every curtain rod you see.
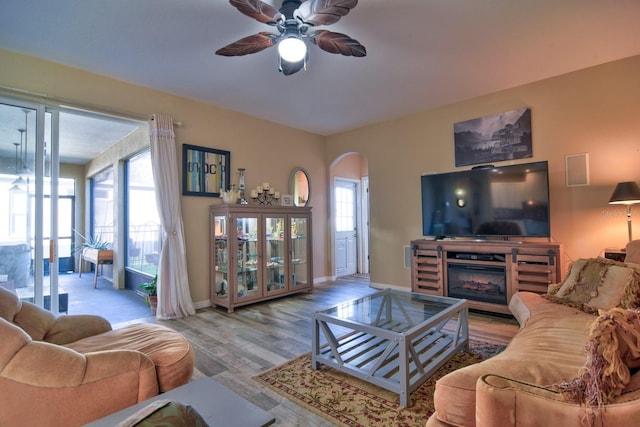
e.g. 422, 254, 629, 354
0, 85, 183, 127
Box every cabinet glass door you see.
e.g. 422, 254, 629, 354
235, 215, 259, 302
290, 216, 309, 289
265, 216, 286, 294
212, 215, 229, 301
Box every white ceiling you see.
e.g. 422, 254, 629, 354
1, 0, 639, 142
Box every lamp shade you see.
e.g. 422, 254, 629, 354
609, 182, 640, 205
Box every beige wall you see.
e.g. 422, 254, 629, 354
331, 152, 368, 180
4, 47, 640, 297
326, 55, 640, 289
0, 48, 327, 305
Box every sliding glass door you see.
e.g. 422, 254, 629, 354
0, 98, 62, 312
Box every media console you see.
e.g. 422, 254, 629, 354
410, 239, 563, 315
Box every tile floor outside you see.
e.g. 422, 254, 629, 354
56, 272, 154, 326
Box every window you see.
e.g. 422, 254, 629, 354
55, 179, 76, 266
335, 185, 355, 232
8, 188, 27, 238
126, 150, 162, 275
91, 167, 114, 245
39, 179, 75, 273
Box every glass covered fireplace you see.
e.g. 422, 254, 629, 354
447, 263, 507, 305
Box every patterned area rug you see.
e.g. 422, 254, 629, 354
254, 341, 505, 427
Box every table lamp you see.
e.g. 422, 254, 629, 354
608, 181, 640, 241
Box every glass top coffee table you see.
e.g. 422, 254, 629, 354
312, 289, 468, 407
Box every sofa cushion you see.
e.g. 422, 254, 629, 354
545, 258, 640, 314
0, 285, 113, 345
433, 292, 594, 427
65, 322, 194, 392
0, 286, 57, 340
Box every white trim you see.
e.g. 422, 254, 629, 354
360, 176, 370, 274
195, 275, 335, 309
369, 281, 411, 292
193, 299, 212, 310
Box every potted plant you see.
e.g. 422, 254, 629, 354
74, 230, 113, 264
74, 230, 113, 286
139, 274, 158, 314
73, 229, 112, 253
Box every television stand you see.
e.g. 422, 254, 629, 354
410, 239, 563, 315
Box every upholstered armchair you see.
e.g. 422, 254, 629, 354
0, 286, 194, 426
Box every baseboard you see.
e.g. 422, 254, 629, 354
369, 281, 411, 292
193, 276, 387, 309
193, 277, 333, 310
193, 299, 212, 310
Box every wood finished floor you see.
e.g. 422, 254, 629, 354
155, 276, 519, 426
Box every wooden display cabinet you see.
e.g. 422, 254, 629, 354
210, 204, 312, 312
410, 239, 562, 315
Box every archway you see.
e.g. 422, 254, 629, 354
329, 152, 369, 278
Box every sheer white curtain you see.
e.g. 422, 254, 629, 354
148, 114, 195, 319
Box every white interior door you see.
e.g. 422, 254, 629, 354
334, 178, 358, 277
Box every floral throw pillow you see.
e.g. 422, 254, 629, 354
544, 257, 640, 314
552, 307, 640, 410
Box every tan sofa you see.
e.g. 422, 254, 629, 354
0, 286, 195, 426
427, 252, 640, 427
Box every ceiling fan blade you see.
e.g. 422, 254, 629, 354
215, 32, 277, 56
311, 30, 366, 57
279, 57, 306, 76
295, 0, 358, 26
229, 0, 284, 25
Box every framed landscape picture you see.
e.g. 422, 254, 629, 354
182, 144, 230, 197
454, 107, 532, 167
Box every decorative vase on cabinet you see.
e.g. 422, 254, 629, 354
210, 204, 312, 312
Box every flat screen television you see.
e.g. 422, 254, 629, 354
421, 161, 550, 238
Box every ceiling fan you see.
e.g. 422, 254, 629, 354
216, 0, 366, 75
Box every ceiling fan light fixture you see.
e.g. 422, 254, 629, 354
278, 36, 306, 63
219, 0, 365, 75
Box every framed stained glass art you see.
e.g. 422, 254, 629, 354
182, 144, 230, 197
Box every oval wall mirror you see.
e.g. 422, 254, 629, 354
289, 167, 310, 207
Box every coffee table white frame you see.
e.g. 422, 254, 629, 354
312, 289, 468, 407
